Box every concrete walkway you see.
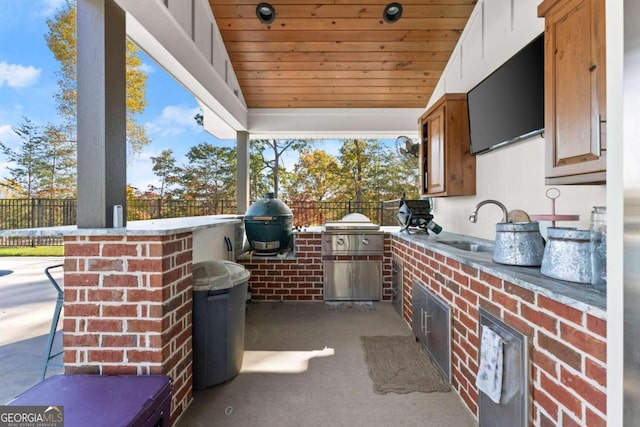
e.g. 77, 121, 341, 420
0, 257, 64, 404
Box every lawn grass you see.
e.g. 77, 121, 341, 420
0, 246, 64, 257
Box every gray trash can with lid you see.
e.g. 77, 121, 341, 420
192, 260, 250, 389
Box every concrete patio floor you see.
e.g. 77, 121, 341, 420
1, 260, 477, 426
0, 256, 65, 404
177, 302, 477, 427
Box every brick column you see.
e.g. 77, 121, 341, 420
63, 232, 194, 423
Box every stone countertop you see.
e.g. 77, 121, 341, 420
0, 215, 242, 237
390, 229, 606, 319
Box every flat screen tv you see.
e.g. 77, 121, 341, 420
467, 34, 544, 155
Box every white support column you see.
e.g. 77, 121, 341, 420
236, 131, 250, 214
76, 0, 127, 227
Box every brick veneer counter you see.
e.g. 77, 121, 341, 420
392, 230, 605, 318
391, 230, 607, 426
38, 216, 240, 424
237, 231, 394, 301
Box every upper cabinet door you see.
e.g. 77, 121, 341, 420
539, 0, 606, 184
425, 104, 446, 195
419, 94, 476, 197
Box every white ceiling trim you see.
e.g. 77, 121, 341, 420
247, 108, 422, 139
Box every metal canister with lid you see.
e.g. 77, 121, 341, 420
541, 227, 592, 284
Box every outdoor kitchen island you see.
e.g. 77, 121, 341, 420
0, 215, 244, 424
390, 230, 607, 427
239, 228, 606, 426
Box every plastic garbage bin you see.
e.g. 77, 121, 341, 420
192, 260, 250, 389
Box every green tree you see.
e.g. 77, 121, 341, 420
288, 149, 340, 202
150, 149, 178, 199
45, 0, 150, 154
337, 139, 377, 206
336, 139, 415, 204
178, 143, 237, 202
40, 124, 77, 197
0, 118, 49, 198
250, 138, 311, 199
387, 151, 420, 200
249, 150, 271, 201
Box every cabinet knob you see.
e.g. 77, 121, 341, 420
589, 64, 597, 72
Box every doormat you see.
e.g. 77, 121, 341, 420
360, 335, 450, 394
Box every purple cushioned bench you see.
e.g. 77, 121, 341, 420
7, 375, 171, 427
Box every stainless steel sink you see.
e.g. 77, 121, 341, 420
436, 240, 494, 253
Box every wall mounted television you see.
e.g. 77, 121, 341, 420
467, 33, 545, 155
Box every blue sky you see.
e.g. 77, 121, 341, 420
0, 0, 387, 194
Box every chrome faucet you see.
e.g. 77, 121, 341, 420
469, 200, 510, 224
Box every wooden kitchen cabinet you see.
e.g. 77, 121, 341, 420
419, 93, 475, 197
538, 0, 606, 184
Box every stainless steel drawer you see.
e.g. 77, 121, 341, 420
321, 232, 384, 255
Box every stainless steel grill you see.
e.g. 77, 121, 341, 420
322, 213, 383, 301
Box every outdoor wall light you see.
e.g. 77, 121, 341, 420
256, 3, 276, 24
383, 3, 403, 23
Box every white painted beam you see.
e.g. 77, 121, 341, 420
116, 0, 248, 137
247, 108, 423, 139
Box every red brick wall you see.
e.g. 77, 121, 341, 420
392, 236, 607, 427
237, 232, 393, 301
63, 233, 194, 423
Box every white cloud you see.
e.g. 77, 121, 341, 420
0, 124, 19, 145
138, 62, 156, 74
0, 62, 42, 88
145, 105, 201, 138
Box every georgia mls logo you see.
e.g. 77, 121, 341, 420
0, 405, 64, 427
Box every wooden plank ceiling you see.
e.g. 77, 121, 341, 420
208, 0, 476, 108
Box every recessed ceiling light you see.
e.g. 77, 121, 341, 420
256, 3, 276, 24
383, 3, 403, 23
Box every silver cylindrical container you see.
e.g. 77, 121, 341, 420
590, 206, 607, 292
113, 205, 123, 228
493, 221, 545, 266
541, 227, 592, 284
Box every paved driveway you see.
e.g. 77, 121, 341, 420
0, 257, 64, 404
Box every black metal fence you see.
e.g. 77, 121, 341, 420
0, 198, 401, 246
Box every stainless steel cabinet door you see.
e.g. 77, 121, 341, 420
323, 260, 382, 300
426, 291, 452, 382
412, 282, 428, 343
412, 281, 451, 383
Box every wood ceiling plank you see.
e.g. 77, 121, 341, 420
236, 69, 442, 79
212, 4, 474, 18
216, 18, 468, 31
244, 93, 429, 101
249, 100, 427, 108
232, 61, 447, 71
209, 0, 475, 109
229, 51, 452, 62
238, 78, 439, 86
219, 29, 461, 42
225, 41, 457, 52
242, 85, 433, 94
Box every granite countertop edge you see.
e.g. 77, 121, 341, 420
389, 229, 606, 319
0, 215, 242, 237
